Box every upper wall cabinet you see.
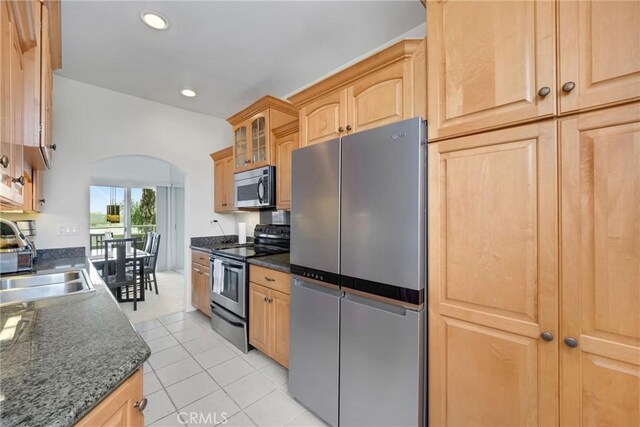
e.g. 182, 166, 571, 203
211, 147, 234, 213
227, 96, 298, 173
558, 1, 640, 114
427, 0, 556, 141
289, 38, 426, 147
273, 120, 299, 211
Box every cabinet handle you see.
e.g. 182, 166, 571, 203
561, 81, 576, 93
268, 297, 273, 303
338, 127, 344, 133
134, 398, 148, 412
346, 125, 352, 131
48, 144, 57, 150
564, 337, 578, 348
265, 276, 275, 282
12, 176, 25, 186
39, 198, 45, 204
263, 296, 268, 302
537, 86, 551, 98
540, 331, 554, 342
0, 155, 8, 168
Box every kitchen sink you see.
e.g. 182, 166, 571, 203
0, 270, 95, 306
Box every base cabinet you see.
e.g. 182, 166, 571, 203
249, 265, 290, 367
191, 250, 211, 317
76, 369, 145, 427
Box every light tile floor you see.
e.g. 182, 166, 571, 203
121, 271, 186, 324
136, 310, 327, 427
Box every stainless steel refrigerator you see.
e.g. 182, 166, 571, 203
290, 117, 427, 427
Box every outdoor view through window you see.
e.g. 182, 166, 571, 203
89, 186, 156, 250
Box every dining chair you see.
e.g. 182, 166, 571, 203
143, 232, 154, 253
102, 237, 141, 311
144, 234, 161, 295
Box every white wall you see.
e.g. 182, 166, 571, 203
91, 156, 185, 188
33, 76, 234, 250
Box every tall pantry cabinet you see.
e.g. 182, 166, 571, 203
426, 1, 639, 426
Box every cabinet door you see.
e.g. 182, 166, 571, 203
40, 3, 52, 162
428, 121, 558, 427
191, 264, 202, 310
558, 1, 640, 114
225, 156, 235, 211
233, 123, 248, 169
9, 13, 24, 205
346, 60, 408, 134
76, 369, 144, 427
32, 168, 43, 211
427, 0, 556, 140
270, 289, 290, 368
559, 104, 640, 427
275, 132, 297, 210
1, 2, 13, 201
250, 113, 269, 168
299, 90, 347, 147
213, 158, 226, 213
249, 282, 270, 354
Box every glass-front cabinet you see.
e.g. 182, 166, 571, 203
234, 125, 248, 169
228, 96, 298, 173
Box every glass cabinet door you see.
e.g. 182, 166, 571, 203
234, 125, 247, 168
251, 116, 267, 164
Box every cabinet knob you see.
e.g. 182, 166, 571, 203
134, 398, 148, 412
338, 127, 344, 133
537, 86, 551, 98
346, 125, 352, 131
268, 297, 273, 303
0, 155, 9, 168
39, 198, 45, 204
263, 296, 268, 302
48, 144, 57, 150
12, 176, 25, 186
562, 81, 576, 93
564, 337, 578, 348
540, 331, 554, 342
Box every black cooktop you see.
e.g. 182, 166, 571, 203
211, 244, 289, 261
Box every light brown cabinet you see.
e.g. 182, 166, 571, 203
559, 103, 639, 427
273, 121, 298, 210
191, 250, 211, 317
558, 1, 640, 114
1, 0, 59, 211
249, 265, 290, 367
76, 368, 145, 427
211, 146, 234, 213
426, 0, 556, 141
428, 121, 559, 427
290, 38, 426, 147
227, 96, 298, 173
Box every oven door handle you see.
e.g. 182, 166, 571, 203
257, 177, 264, 204
210, 304, 244, 327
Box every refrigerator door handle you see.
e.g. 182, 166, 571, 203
293, 276, 343, 298
344, 291, 407, 316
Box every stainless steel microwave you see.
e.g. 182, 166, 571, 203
234, 166, 275, 209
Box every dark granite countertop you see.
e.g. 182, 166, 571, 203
247, 253, 291, 273
0, 257, 151, 427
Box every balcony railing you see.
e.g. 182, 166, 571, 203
90, 225, 157, 250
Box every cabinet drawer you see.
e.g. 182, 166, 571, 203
192, 250, 210, 266
250, 265, 290, 295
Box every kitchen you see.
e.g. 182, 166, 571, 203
1, 1, 639, 427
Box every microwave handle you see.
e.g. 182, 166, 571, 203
257, 177, 264, 204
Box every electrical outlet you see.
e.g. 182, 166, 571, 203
57, 224, 79, 236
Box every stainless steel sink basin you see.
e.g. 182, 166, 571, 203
0, 270, 94, 305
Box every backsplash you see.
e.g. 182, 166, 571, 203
259, 210, 290, 225
37, 247, 86, 261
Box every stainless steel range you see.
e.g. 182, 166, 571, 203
209, 224, 289, 353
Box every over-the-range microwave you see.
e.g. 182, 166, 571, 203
234, 165, 275, 209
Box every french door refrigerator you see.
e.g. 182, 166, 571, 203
289, 117, 426, 427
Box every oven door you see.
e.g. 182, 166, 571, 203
235, 166, 274, 208
210, 256, 246, 318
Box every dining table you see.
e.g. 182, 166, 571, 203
89, 248, 152, 305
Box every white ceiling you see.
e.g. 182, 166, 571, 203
57, 1, 425, 119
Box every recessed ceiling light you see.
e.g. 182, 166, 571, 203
180, 89, 197, 98
141, 11, 168, 30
